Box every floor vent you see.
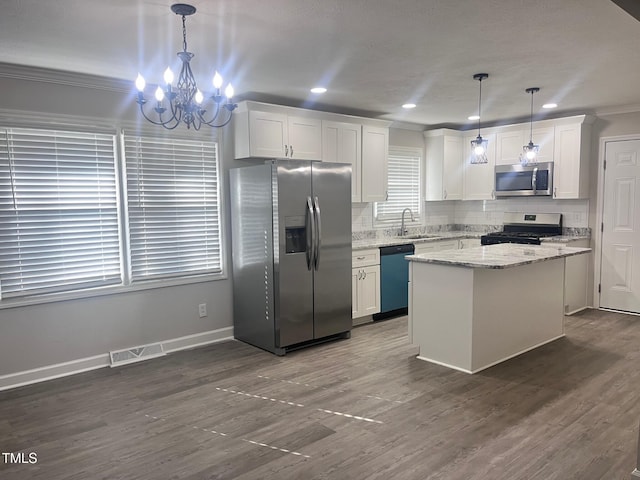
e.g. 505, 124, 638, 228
109, 343, 165, 367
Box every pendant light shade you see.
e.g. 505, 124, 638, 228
470, 73, 489, 164
522, 87, 540, 164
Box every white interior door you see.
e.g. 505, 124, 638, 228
600, 139, 640, 313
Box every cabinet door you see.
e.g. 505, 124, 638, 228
553, 123, 581, 199
359, 265, 381, 316
496, 130, 525, 165
323, 121, 362, 202
352, 268, 361, 318
248, 110, 288, 158
443, 135, 463, 200
530, 126, 555, 163
361, 125, 389, 202
463, 132, 496, 200
545, 240, 589, 314
288, 116, 322, 160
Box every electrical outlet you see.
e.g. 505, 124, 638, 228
198, 303, 207, 318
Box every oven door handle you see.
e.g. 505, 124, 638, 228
531, 167, 538, 194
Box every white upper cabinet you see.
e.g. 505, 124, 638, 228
552, 117, 593, 199
287, 115, 323, 160
463, 132, 496, 200
245, 110, 288, 158
234, 103, 322, 160
234, 102, 389, 203
496, 125, 555, 165
529, 126, 555, 163
323, 121, 362, 202
361, 125, 389, 202
496, 129, 526, 165
425, 129, 463, 201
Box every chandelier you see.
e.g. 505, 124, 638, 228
470, 73, 489, 164
522, 87, 540, 164
134, 3, 237, 130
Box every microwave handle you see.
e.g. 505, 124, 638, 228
531, 167, 538, 194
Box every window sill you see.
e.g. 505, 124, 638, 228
0, 272, 228, 310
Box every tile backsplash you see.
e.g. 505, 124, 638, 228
353, 197, 589, 233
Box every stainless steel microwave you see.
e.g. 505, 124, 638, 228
494, 162, 553, 197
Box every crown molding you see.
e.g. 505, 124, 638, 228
0, 62, 131, 93
594, 103, 640, 117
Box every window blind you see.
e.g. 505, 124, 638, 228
0, 128, 121, 298
123, 135, 222, 282
375, 150, 421, 221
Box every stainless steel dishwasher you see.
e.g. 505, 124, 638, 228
373, 243, 414, 321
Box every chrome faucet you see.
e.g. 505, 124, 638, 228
400, 208, 415, 236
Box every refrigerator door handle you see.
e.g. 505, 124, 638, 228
313, 196, 322, 270
306, 196, 315, 271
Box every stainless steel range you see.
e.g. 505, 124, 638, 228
481, 212, 563, 245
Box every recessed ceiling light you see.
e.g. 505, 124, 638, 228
402, 103, 416, 109
468, 115, 480, 120
542, 103, 558, 109
310, 87, 327, 94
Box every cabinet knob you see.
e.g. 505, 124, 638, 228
491, 190, 495, 199
554, 187, 557, 198
444, 189, 447, 199
290, 145, 294, 157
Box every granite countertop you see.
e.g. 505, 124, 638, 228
352, 232, 483, 250
540, 235, 590, 243
406, 243, 591, 269
352, 232, 588, 251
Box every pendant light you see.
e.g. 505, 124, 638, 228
470, 73, 489, 164
522, 87, 540, 164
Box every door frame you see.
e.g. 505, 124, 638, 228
594, 133, 640, 311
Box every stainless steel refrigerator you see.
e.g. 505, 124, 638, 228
229, 160, 352, 355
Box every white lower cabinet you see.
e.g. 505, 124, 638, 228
352, 249, 381, 320
545, 239, 590, 314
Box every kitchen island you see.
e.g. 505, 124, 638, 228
407, 243, 591, 373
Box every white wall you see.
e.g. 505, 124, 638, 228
453, 198, 589, 228
0, 72, 235, 384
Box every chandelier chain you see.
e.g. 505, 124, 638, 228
182, 15, 188, 53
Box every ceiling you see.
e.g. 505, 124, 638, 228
1, 0, 639, 129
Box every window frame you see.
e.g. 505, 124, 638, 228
374, 146, 423, 225
0, 118, 227, 310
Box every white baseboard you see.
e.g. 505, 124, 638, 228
0, 326, 234, 392
162, 327, 233, 353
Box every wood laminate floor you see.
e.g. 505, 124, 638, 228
1, 308, 639, 479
